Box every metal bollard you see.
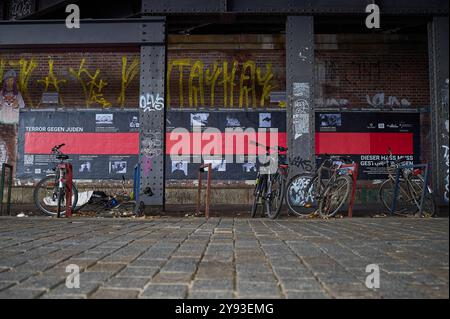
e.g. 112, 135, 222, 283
196, 164, 212, 220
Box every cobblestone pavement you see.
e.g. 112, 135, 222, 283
0, 216, 448, 299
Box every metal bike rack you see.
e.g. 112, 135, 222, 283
339, 162, 359, 218
391, 163, 430, 216
196, 164, 212, 220
57, 162, 73, 218
0, 163, 13, 216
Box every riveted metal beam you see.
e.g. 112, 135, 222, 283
142, 0, 448, 15
428, 16, 449, 206
138, 17, 167, 211
142, 0, 227, 14
286, 16, 315, 177
0, 18, 165, 47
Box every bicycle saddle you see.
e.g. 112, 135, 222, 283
56, 154, 69, 160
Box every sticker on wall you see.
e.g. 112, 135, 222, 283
191, 113, 209, 127
171, 160, 188, 177
320, 114, 342, 128
109, 161, 127, 174
242, 161, 257, 173
293, 113, 310, 139
96, 114, 113, 125
79, 162, 92, 173
204, 159, 226, 172
226, 115, 241, 127
259, 113, 272, 128
293, 83, 310, 98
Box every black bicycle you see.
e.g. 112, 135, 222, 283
250, 141, 289, 219
34, 144, 79, 217
378, 149, 436, 217
286, 154, 354, 218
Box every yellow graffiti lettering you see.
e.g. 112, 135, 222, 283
239, 61, 257, 108
168, 58, 278, 109
257, 63, 277, 107
37, 60, 67, 106
168, 59, 191, 108
69, 58, 111, 108
205, 62, 222, 107
117, 56, 139, 108
189, 60, 205, 107
8, 58, 37, 108
219, 61, 238, 108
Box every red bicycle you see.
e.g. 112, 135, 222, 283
34, 144, 78, 217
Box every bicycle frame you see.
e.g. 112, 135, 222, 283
308, 158, 346, 199
389, 163, 430, 216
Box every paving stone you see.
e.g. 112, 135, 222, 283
140, 284, 188, 299
161, 258, 199, 273
86, 263, 126, 273
151, 272, 193, 284
0, 271, 37, 283
191, 279, 234, 291
188, 291, 235, 299
103, 277, 151, 289
14, 275, 65, 290
0, 288, 45, 299
0, 217, 447, 299
90, 288, 140, 299
116, 267, 159, 278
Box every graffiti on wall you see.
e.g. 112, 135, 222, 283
0, 70, 25, 124
141, 130, 163, 176
8, 0, 34, 19
167, 59, 279, 109
292, 83, 311, 139
0, 55, 139, 111
140, 93, 164, 112
366, 92, 411, 108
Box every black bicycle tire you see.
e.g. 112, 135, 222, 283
286, 174, 319, 217
34, 175, 79, 216
265, 174, 286, 220
251, 176, 264, 218
378, 178, 413, 215
319, 175, 352, 218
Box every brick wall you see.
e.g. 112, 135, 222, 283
315, 35, 429, 108
0, 48, 140, 109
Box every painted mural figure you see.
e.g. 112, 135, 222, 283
0, 70, 25, 124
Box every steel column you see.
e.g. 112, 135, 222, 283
286, 16, 315, 176
428, 16, 449, 206
138, 17, 166, 212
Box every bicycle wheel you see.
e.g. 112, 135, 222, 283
408, 177, 436, 217
319, 175, 352, 218
379, 178, 416, 215
34, 175, 79, 216
286, 174, 319, 217
251, 175, 266, 218
265, 173, 286, 219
